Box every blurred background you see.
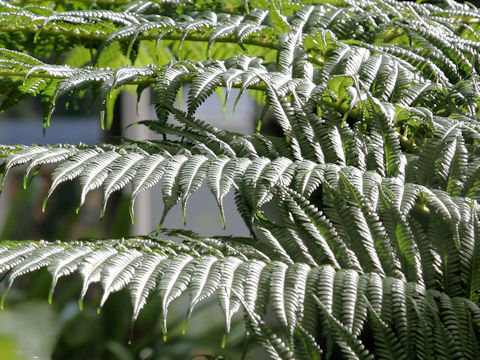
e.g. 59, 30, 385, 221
0, 88, 273, 359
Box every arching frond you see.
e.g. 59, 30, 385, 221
0, 237, 479, 358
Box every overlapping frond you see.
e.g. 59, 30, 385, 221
3, 140, 480, 302
1, 236, 479, 359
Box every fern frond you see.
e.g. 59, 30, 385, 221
1, 236, 479, 357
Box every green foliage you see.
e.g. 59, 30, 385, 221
2, 0, 480, 358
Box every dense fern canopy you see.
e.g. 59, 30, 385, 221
2, 0, 480, 358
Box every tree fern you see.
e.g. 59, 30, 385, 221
2, 0, 480, 358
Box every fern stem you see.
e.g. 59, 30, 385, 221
9, 0, 131, 5
382, 27, 405, 43
0, 69, 268, 91
0, 25, 279, 50
306, 53, 325, 66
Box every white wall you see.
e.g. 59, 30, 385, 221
121, 88, 256, 237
